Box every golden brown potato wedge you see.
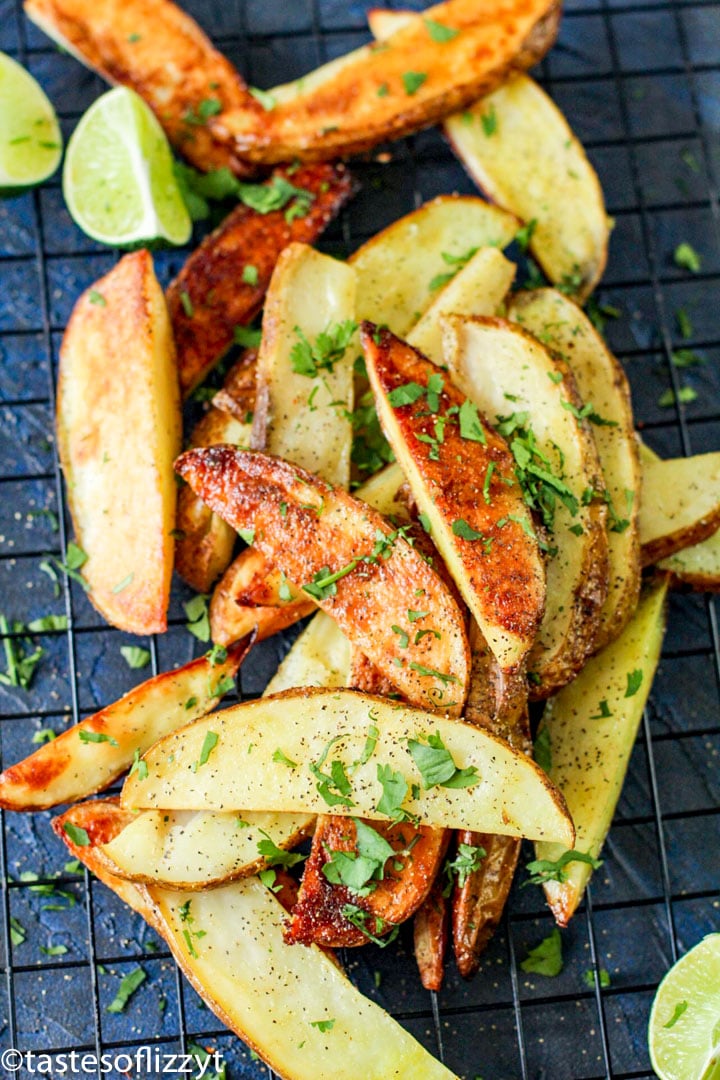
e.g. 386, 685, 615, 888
414, 877, 450, 991
57, 249, 181, 634
55, 800, 457, 1080
350, 195, 518, 336
211, 0, 561, 165
251, 242, 356, 487
168, 163, 355, 397
24, 0, 252, 174
509, 289, 641, 649
175, 352, 256, 594
122, 688, 574, 846
639, 452, 720, 565
367, 10, 608, 299
444, 315, 609, 697
177, 447, 470, 711
362, 323, 546, 674
0, 638, 251, 811
659, 530, 720, 592
534, 579, 667, 926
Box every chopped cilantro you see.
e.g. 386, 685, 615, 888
408, 731, 478, 789
671, 348, 703, 368
429, 246, 479, 291
191, 731, 219, 772
590, 699, 613, 719
353, 722, 379, 771
9, 916, 26, 947
310, 1019, 335, 1032
120, 646, 150, 670
376, 763, 409, 821
40, 943, 67, 956
79, 730, 119, 747
341, 903, 399, 947
241, 264, 259, 286
674, 242, 701, 273
520, 928, 563, 977
676, 308, 693, 339
0, 614, 44, 689
377, 82, 389, 97
515, 219, 537, 253
523, 850, 602, 887
533, 727, 552, 771
583, 968, 611, 989
233, 324, 262, 349
658, 386, 698, 407
423, 17, 459, 41
236, 175, 315, 221
290, 320, 357, 377
129, 747, 149, 782
442, 842, 486, 894
257, 830, 306, 869
663, 1000, 688, 1029
408, 663, 459, 685
625, 669, 643, 697
32, 727, 56, 744
184, 594, 210, 642
272, 748, 298, 769
63, 822, 90, 847
309, 735, 355, 808
179, 290, 194, 318
249, 86, 277, 111
452, 518, 485, 542
88, 289, 106, 307
111, 573, 133, 595
106, 967, 147, 1013
481, 105, 497, 137
458, 398, 486, 444
387, 381, 425, 407
402, 71, 427, 95
238, 527, 255, 545
391, 625, 409, 648
258, 867, 282, 892
323, 818, 395, 895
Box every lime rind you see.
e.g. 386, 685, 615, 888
648, 933, 720, 1080
63, 86, 192, 248
0, 51, 62, 192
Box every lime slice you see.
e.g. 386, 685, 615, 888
0, 51, 62, 192
648, 933, 720, 1080
63, 86, 191, 247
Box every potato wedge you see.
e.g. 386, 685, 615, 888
54, 800, 459, 1080
251, 242, 356, 487
24, 0, 253, 173
57, 249, 180, 634
175, 353, 256, 594
414, 878, 449, 991
444, 315, 609, 696
168, 163, 355, 397
639, 452, 720, 565
533, 579, 667, 926
362, 323, 546, 673
659, 530, 720, 592
209, 462, 407, 647
177, 447, 470, 711
508, 289, 641, 649
121, 687, 574, 845
266, 611, 351, 693
350, 195, 518, 336
0, 638, 251, 811
211, 0, 561, 165
97, 808, 313, 890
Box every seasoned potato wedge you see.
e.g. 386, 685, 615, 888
363, 323, 546, 673
212, 0, 561, 165
178, 447, 470, 711
444, 315, 609, 696
266, 611, 351, 693
57, 249, 180, 634
55, 800, 458, 1080
121, 688, 574, 845
168, 163, 355, 397
24, 0, 252, 173
350, 195, 519, 335
251, 242, 356, 487
533, 580, 667, 926
97, 808, 313, 890
639, 451, 720, 565
509, 289, 641, 649
659, 530, 720, 592
175, 352, 256, 594
0, 639, 251, 811
414, 879, 450, 991
209, 463, 407, 646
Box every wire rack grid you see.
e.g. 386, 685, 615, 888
0, 0, 718, 1077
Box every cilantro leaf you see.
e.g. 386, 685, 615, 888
408, 731, 478, 789
63, 822, 90, 847
442, 842, 486, 894
674, 242, 701, 273
184, 594, 210, 642
583, 968, 611, 989
625, 669, 643, 697
523, 850, 602, 887
423, 17, 459, 41
533, 727, 552, 772
106, 967, 147, 1013
341, 903, 399, 947
257, 830, 306, 869
79, 730, 119, 747
663, 1000, 688, 1029
120, 646, 150, 670
387, 381, 425, 407
376, 763, 409, 821
520, 928, 563, 977
459, 399, 487, 444
402, 71, 427, 95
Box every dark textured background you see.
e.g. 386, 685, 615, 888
0, 0, 719, 1077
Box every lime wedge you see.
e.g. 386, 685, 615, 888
63, 86, 191, 247
0, 51, 62, 193
648, 933, 720, 1080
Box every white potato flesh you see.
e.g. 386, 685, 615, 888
639, 452, 720, 564
533, 580, 667, 925
266, 611, 352, 693
350, 195, 518, 336
659, 529, 720, 591
443, 315, 608, 695
252, 242, 356, 488
100, 808, 312, 888
509, 288, 641, 648
122, 689, 574, 844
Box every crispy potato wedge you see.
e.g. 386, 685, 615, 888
266, 611, 351, 693
168, 163, 355, 397
211, 0, 561, 165
24, 0, 252, 174
121, 687, 574, 845
367, 9, 608, 299
414, 878, 450, 991
209, 462, 407, 646
444, 315, 609, 697
533, 579, 667, 926
0, 638, 251, 811
97, 808, 313, 890
639, 451, 720, 565
55, 800, 458, 1080
509, 289, 641, 649
178, 447, 470, 711
350, 195, 518, 336
659, 530, 720, 592
175, 353, 256, 594
57, 249, 181, 634
362, 323, 545, 673
251, 242, 356, 487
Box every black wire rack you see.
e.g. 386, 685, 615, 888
0, 0, 719, 1077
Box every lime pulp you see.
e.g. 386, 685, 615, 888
0, 51, 62, 192
648, 933, 720, 1080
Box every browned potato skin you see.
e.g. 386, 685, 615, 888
175, 352, 257, 594
642, 511, 720, 566
413, 877, 449, 991
212, 0, 561, 164
210, 548, 315, 646
176, 447, 471, 712
452, 624, 530, 978
57, 249, 180, 635
362, 323, 545, 672
168, 163, 356, 398
24, 0, 253, 174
